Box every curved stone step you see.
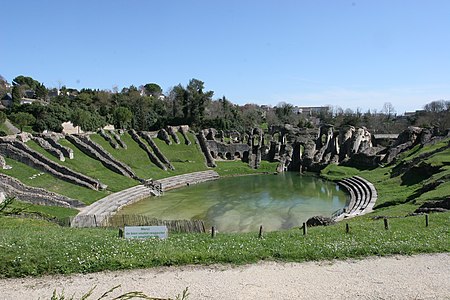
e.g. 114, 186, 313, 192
335, 175, 378, 221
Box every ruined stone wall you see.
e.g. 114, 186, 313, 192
157, 129, 171, 145
179, 125, 191, 145
98, 128, 119, 149
266, 125, 377, 172
140, 131, 174, 170
112, 130, 127, 149
0, 154, 5, 169
129, 129, 167, 170
0, 173, 84, 208
80, 134, 138, 179
196, 131, 216, 167
32, 136, 65, 161
0, 141, 103, 190
66, 134, 137, 178
42, 134, 74, 159
206, 140, 250, 160
167, 126, 180, 144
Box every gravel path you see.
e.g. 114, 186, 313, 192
0, 253, 448, 299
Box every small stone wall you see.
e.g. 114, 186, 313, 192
66, 134, 137, 179
129, 129, 167, 170
139, 131, 174, 170
157, 129, 171, 145
206, 140, 250, 161
98, 128, 119, 149
179, 125, 192, 145
78, 134, 138, 179
0, 173, 84, 208
0, 154, 6, 169
0, 140, 104, 190
196, 131, 216, 167
32, 136, 65, 161
167, 126, 180, 144
112, 131, 127, 149
42, 135, 74, 159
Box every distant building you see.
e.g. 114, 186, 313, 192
1, 93, 12, 109
294, 106, 328, 115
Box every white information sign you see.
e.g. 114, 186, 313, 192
124, 226, 168, 239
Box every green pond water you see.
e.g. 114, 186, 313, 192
118, 173, 348, 232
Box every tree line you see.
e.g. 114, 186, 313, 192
0, 75, 449, 135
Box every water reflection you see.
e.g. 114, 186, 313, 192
118, 173, 347, 232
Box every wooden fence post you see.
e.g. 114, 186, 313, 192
118, 228, 123, 238
258, 225, 263, 238
345, 223, 350, 234
302, 222, 307, 235
211, 226, 216, 238
425, 214, 429, 227
384, 218, 389, 230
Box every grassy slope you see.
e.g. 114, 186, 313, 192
0, 135, 449, 278
321, 137, 450, 217
0, 122, 12, 135
0, 157, 105, 204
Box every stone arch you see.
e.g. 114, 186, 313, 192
234, 152, 241, 159
210, 151, 216, 159
217, 152, 224, 159
225, 152, 232, 160
242, 151, 249, 162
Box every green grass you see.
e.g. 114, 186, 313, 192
0, 158, 105, 204
0, 121, 13, 135
90, 132, 158, 179
321, 138, 450, 216
215, 160, 278, 177
320, 164, 361, 181
27, 138, 139, 195
1, 133, 449, 279
0, 211, 448, 278
151, 132, 209, 178
6, 199, 79, 219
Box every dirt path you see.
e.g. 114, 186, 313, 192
0, 253, 448, 299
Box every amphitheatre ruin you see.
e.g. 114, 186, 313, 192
1, 122, 447, 231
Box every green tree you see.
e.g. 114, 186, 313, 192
11, 85, 23, 105
0, 75, 9, 99
185, 79, 213, 127
113, 107, 132, 129
35, 83, 48, 100
12, 75, 39, 89
143, 83, 162, 98
275, 102, 294, 124
0, 111, 6, 124
10, 112, 35, 132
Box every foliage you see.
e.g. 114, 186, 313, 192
112, 107, 132, 129
71, 108, 106, 132
0, 111, 6, 124
143, 83, 163, 98
10, 111, 35, 132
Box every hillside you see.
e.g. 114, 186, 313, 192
322, 134, 450, 217
0, 128, 276, 218
0, 127, 449, 278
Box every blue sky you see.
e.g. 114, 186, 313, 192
1, 0, 449, 113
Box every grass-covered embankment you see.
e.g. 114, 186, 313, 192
0, 211, 448, 278
0, 134, 449, 279
321, 137, 450, 217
